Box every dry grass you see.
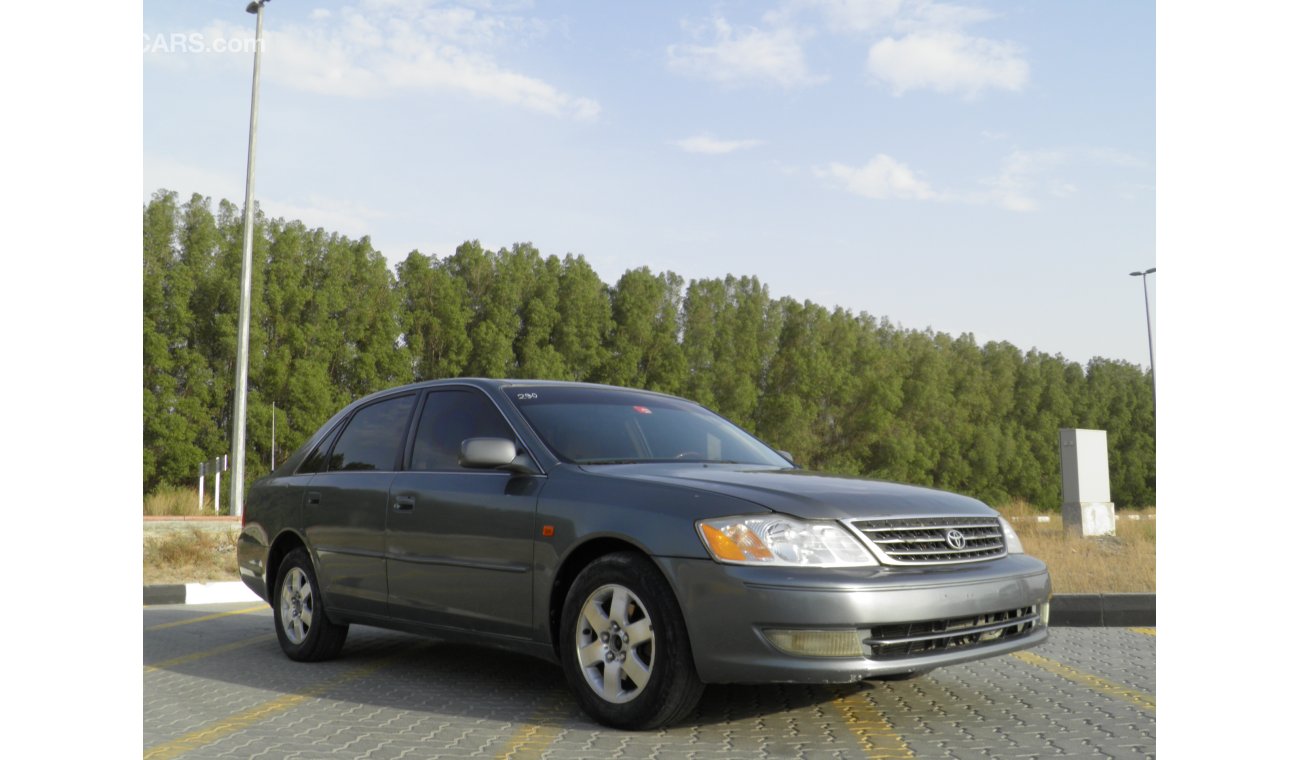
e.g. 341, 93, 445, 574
144, 486, 216, 516
143, 528, 240, 584
996, 499, 1156, 593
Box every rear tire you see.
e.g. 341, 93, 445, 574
559, 552, 704, 729
273, 548, 349, 662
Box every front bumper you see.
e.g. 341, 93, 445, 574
656, 554, 1051, 684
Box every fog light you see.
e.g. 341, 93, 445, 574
1041, 600, 1051, 626
764, 629, 862, 658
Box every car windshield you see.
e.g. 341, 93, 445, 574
507, 386, 791, 467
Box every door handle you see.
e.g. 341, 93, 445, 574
392, 495, 416, 511
306, 491, 321, 506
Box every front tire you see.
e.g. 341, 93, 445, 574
273, 548, 349, 662
559, 552, 704, 730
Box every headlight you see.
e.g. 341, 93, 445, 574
998, 516, 1025, 554
697, 515, 878, 567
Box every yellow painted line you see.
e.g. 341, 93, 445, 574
144, 634, 275, 673
1013, 651, 1155, 712
831, 687, 916, 759
1129, 627, 1156, 636
143, 652, 405, 760
493, 696, 568, 760
494, 718, 563, 760
146, 604, 268, 632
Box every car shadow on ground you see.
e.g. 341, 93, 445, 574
144, 609, 881, 732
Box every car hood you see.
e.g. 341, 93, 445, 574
580, 464, 995, 520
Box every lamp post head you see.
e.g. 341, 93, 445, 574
246, 1, 266, 14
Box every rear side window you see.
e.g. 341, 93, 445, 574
298, 425, 340, 474
410, 390, 516, 471
327, 395, 416, 472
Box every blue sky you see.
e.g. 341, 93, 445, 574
144, 0, 1155, 367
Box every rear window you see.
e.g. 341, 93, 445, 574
327, 394, 416, 472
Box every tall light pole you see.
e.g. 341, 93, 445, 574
1129, 266, 1156, 415
231, 0, 269, 517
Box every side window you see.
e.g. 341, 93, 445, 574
327, 395, 416, 472
410, 390, 516, 471
297, 426, 340, 474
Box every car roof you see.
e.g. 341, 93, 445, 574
354, 378, 694, 407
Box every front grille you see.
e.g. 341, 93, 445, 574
863, 606, 1039, 660
848, 516, 1006, 565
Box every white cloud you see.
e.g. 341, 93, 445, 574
817, 154, 941, 200
867, 31, 1028, 97
974, 147, 1146, 211
977, 146, 1149, 210
982, 147, 1149, 210
146, 2, 598, 120
1085, 147, 1146, 169
667, 16, 824, 88
265, 195, 392, 236
817, 145, 1145, 210
668, 2, 1028, 99
144, 154, 391, 236
900, 1, 997, 32
768, 0, 906, 33
672, 134, 765, 155
957, 149, 1059, 211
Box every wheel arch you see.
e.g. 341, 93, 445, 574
265, 529, 311, 599
549, 536, 668, 656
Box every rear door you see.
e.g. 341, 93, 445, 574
385, 388, 542, 639
303, 393, 417, 618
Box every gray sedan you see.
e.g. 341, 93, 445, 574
237, 379, 1051, 729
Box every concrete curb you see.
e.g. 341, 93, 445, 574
144, 581, 263, 606
143, 584, 1155, 626
1050, 593, 1155, 626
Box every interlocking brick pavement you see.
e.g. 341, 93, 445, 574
145, 604, 1154, 759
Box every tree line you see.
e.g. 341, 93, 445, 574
143, 190, 1156, 509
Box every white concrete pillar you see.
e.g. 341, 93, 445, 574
1059, 428, 1116, 537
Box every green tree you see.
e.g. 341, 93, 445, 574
397, 250, 472, 381
510, 245, 567, 378
143, 191, 181, 492
603, 268, 686, 393
554, 254, 612, 381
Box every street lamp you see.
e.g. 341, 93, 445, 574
1129, 266, 1156, 414
231, 0, 269, 517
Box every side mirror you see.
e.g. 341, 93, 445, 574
776, 450, 796, 465
460, 438, 538, 474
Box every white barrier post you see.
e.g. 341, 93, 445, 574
198, 461, 207, 512
214, 460, 221, 516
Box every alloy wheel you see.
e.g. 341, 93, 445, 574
279, 566, 314, 645
575, 583, 656, 703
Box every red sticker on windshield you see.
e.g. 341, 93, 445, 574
632, 405, 653, 414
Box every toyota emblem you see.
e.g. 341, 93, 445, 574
945, 529, 967, 550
